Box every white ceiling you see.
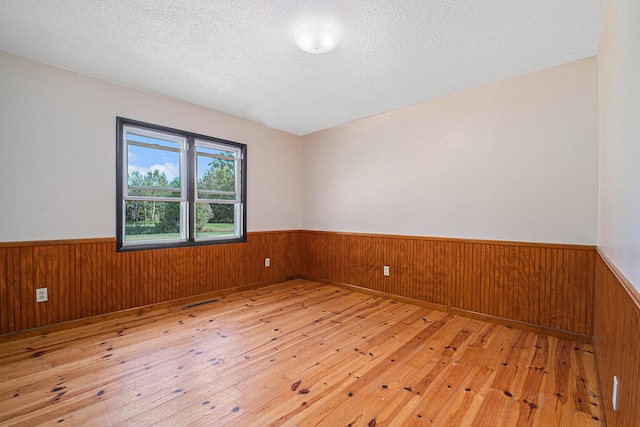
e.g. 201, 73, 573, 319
0, 0, 606, 136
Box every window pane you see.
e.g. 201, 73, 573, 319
196, 154, 236, 199
128, 145, 181, 197
195, 203, 236, 239
124, 201, 183, 242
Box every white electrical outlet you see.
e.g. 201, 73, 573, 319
36, 287, 48, 303
383, 265, 390, 276
265, 257, 271, 267
612, 376, 619, 411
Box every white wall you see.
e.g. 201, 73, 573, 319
0, 52, 302, 242
302, 58, 599, 245
599, 0, 640, 291
0, 50, 603, 247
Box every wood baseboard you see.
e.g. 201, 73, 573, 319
0, 276, 300, 343
2, 271, 591, 345
303, 275, 592, 344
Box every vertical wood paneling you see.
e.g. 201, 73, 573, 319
0, 249, 6, 331
1, 230, 594, 338
586, 250, 595, 333
531, 246, 541, 326
117, 244, 126, 312
300, 231, 595, 336
0, 231, 300, 335
557, 249, 568, 332
20, 247, 32, 331
593, 251, 640, 427
0, 248, 6, 333
7, 249, 16, 332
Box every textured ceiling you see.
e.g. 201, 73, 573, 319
0, 0, 606, 136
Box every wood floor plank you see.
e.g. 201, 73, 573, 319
0, 279, 604, 427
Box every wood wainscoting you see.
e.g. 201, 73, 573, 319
593, 250, 640, 427
2, 230, 598, 342
0, 231, 300, 335
300, 231, 596, 338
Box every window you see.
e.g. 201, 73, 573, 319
116, 117, 246, 251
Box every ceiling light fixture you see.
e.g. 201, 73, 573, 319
294, 23, 339, 54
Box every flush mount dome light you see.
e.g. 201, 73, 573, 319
295, 23, 339, 54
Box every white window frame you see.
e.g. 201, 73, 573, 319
194, 139, 244, 241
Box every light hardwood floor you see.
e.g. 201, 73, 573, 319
0, 279, 604, 426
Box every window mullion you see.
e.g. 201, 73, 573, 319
125, 196, 185, 203
196, 200, 239, 205
127, 140, 182, 153
235, 158, 241, 200
187, 136, 196, 242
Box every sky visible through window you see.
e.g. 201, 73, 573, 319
127, 133, 180, 182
